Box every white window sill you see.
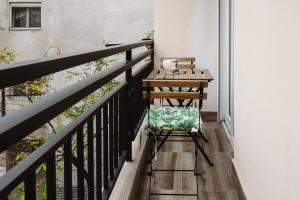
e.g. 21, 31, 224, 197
9, 27, 42, 31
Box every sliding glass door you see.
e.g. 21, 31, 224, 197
219, 0, 234, 142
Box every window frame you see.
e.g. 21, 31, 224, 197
9, 2, 42, 30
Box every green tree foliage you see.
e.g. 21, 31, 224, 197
13, 76, 53, 98
63, 58, 119, 121
0, 48, 52, 100
0, 48, 16, 64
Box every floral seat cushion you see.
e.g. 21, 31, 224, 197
148, 107, 203, 132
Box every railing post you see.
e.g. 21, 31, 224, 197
46, 153, 56, 200
1, 89, 6, 117
24, 172, 36, 200
150, 41, 155, 106
150, 42, 154, 67
126, 50, 133, 162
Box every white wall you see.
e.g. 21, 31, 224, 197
0, 0, 153, 61
0, 0, 104, 60
154, 0, 219, 111
233, 0, 300, 199
103, 0, 153, 43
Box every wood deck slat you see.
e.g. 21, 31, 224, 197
155, 71, 166, 80
147, 69, 159, 79
186, 69, 195, 79
164, 73, 174, 80
194, 69, 206, 79
202, 69, 214, 80
146, 68, 213, 81
182, 69, 188, 80
186, 69, 193, 74
173, 72, 184, 80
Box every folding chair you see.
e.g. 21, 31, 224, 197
160, 57, 198, 107
160, 57, 196, 70
143, 80, 214, 199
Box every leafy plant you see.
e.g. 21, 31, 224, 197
63, 58, 119, 120
145, 30, 154, 40
13, 76, 53, 98
0, 48, 16, 64
15, 152, 29, 162
0, 48, 52, 100
145, 31, 154, 48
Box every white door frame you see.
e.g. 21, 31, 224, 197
218, 0, 234, 145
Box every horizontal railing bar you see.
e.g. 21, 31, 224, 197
132, 60, 152, 77
0, 82, 127, 196
0, 40, 153, 89
105, 43, 122, 47
0, 50, 152, 153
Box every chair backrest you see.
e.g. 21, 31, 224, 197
160, 57, 195, 69
143, 80, 208, 101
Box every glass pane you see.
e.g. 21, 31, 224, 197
29, 7, 41, 27
12, 7, 27, 28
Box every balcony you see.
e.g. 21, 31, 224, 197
1, 0, 300, 198
0, 40, 247, 200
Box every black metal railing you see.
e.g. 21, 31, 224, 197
0, 40, 154, 200
132, 63, 153, 138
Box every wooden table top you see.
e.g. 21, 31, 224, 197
145, 68, 214, 81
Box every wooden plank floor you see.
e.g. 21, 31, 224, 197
135, 115, 247, 200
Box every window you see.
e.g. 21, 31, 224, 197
10, 3, 41, 29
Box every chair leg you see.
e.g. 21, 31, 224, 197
147, 130, 172, 164
147, 131, 202, 200
198, 130, 209, 143
194, 139, 199, 176
147, 138, 154, 176
189, 132, 214, 166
